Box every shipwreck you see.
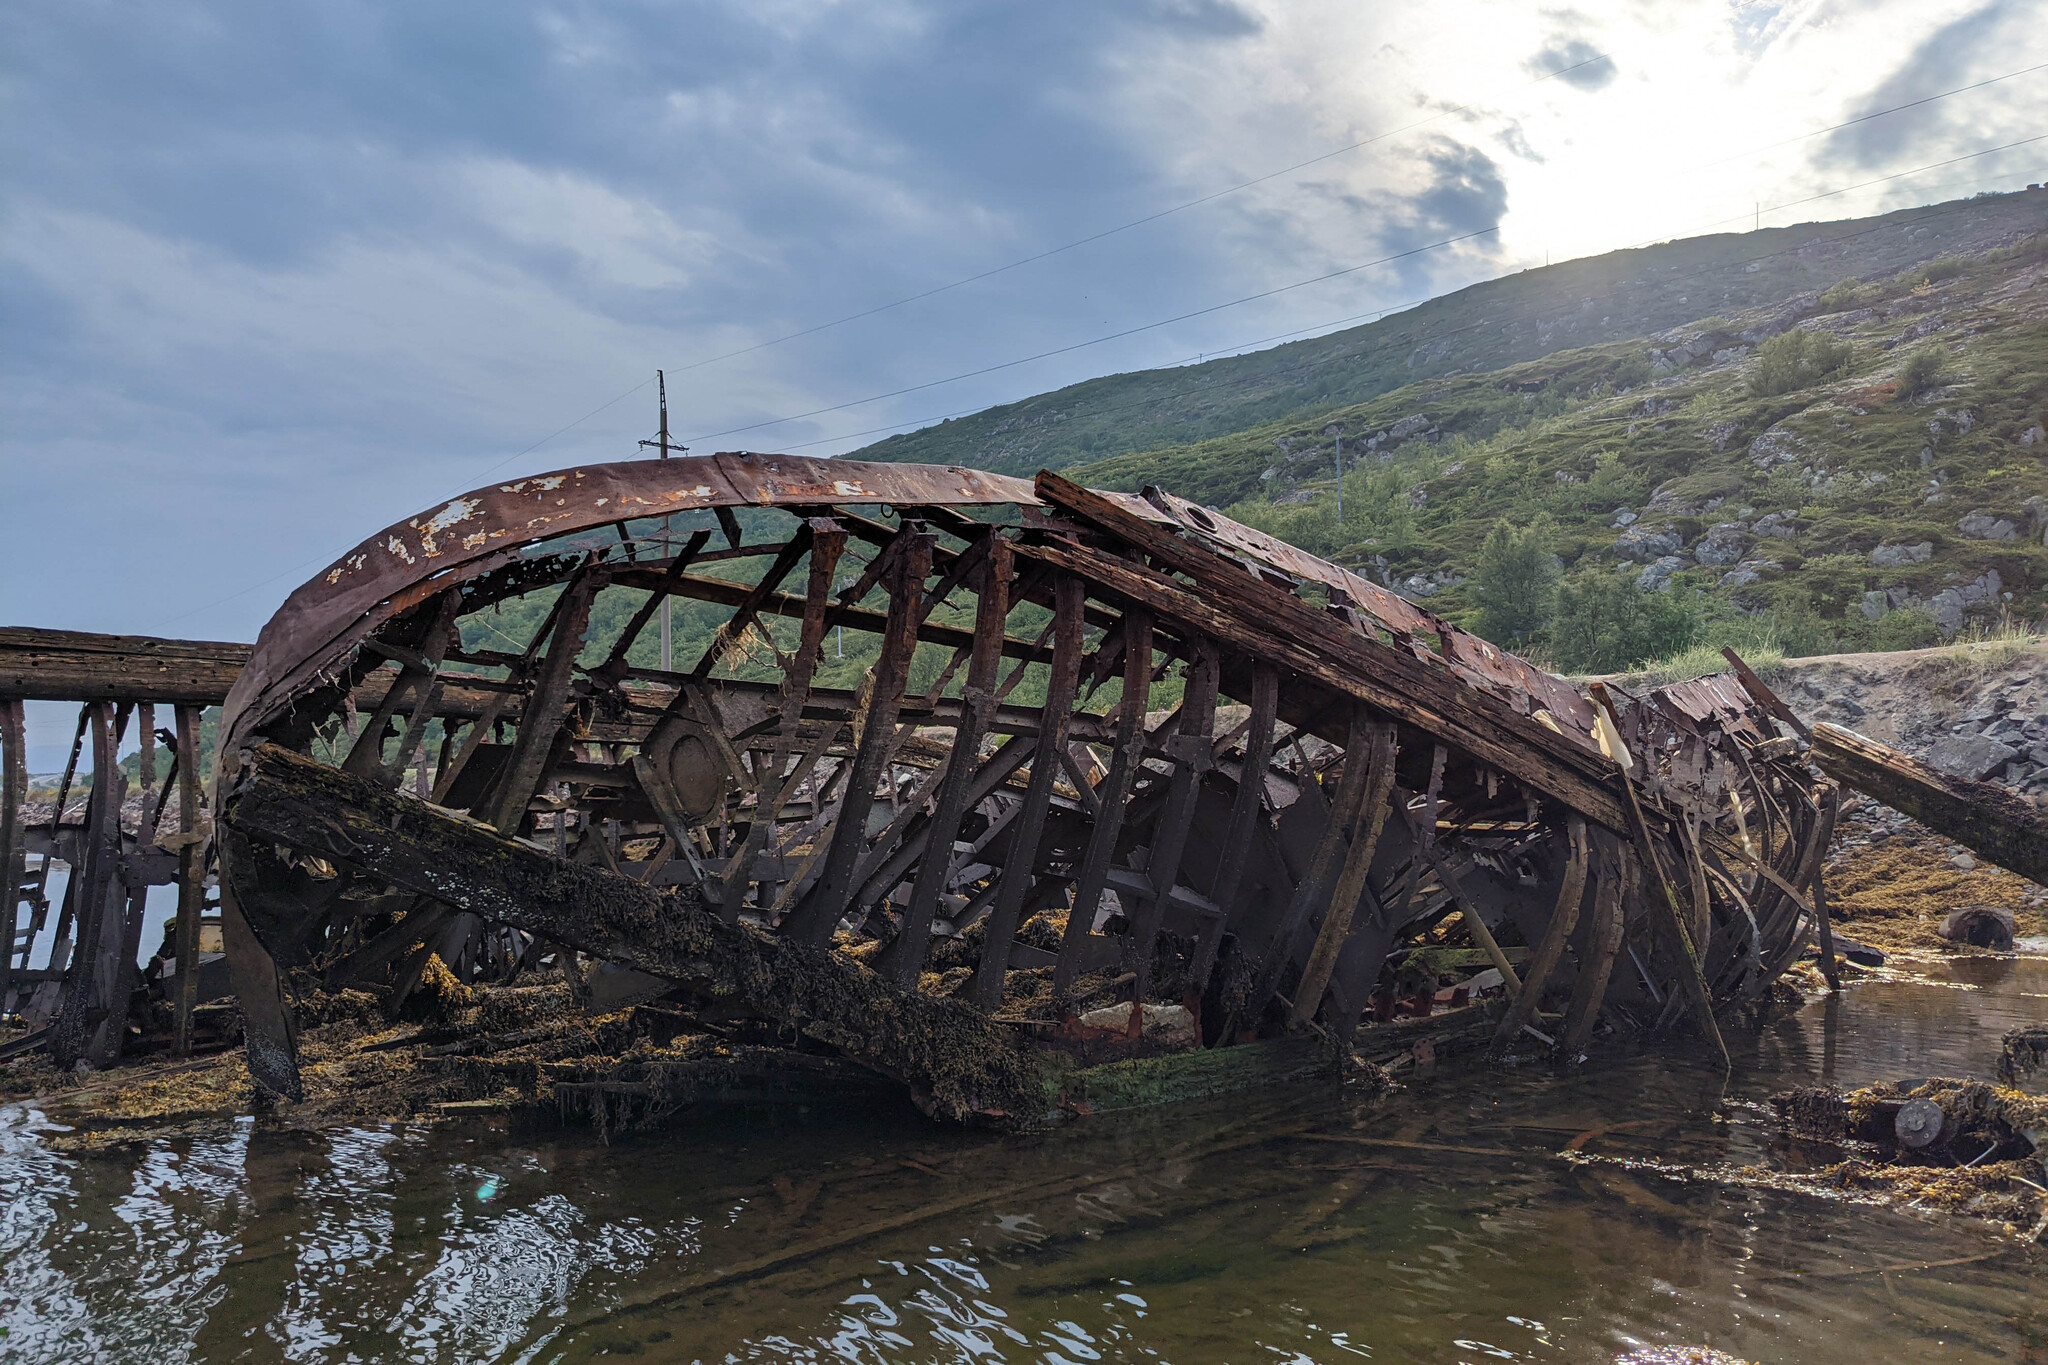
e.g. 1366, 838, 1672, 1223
5, 455, 2043, 1124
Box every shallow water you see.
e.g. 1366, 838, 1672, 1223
4, 957, 2044, 1365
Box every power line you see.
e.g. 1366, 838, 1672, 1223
677, 229, 1503, 445
1698, 60, 2048, 169
649, 50, 1621, 382
762, 153, 2048, 462
684, 129, 2046, 451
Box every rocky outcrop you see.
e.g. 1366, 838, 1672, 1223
1613, 523, 1682, 562
1870, 541, 1933, 567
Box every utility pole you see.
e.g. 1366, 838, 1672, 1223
638, 371, 685, 671
1333, 434, 1342, 530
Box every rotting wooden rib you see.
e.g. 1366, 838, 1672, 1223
1559, 836, 1627, 1054
1494, 815, 1589, 1049
1121, 638, 1219, 1005
1289, 720, 1397, 1027
785, 531, 933, 946
1055, 605, 1155, 1005
879, 538, 1013, 988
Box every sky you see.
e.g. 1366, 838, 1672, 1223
4, 0, 2047, 751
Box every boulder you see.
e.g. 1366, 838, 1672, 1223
1614, 524, 1683, 562
1752, 510, 1800, 539
1638, 555, 1685, 591
1870, 541, 1932, 567
1927, 732, 2020, 780
1938, 905, 2014, 951
1692, 523, 1750, 566
1956, 511, 2018, 541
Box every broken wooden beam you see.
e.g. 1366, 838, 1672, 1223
1810, 721, 2048, 887
219, 742, 1052, 1123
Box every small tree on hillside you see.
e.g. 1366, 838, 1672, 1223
1473, 516, 1560, 644
1749, 328, 1854, 397
1894, 344, 1948, 400
1543, 567, 1698, 673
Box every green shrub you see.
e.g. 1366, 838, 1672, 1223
1894, 344, 1948, 399
1472, 517, 1560, 644
1541, 567, 1699, 674
1748, 329, 1854, 397
1865, 606, 1942, 650
1922, 255, 1967, 283
1818, 277, 1879, 311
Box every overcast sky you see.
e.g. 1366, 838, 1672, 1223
5, 0, 2046, 695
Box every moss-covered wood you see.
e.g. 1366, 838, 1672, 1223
221, 743, 1052, 1123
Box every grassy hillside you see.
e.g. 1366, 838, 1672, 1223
1067, 223, 2048, 671
853, 192, 2048, 478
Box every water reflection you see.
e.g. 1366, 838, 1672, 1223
3, 956, 2043, 1365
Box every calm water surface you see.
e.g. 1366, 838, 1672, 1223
4, 955, 2044, 1365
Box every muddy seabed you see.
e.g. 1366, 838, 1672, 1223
3, 836, 2046, 1365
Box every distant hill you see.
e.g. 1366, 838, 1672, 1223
852, 191, 2048, 670
854, 192, 2048, 478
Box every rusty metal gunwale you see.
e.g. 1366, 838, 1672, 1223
219, 454, 1041, 760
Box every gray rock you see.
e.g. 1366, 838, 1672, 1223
1612, 509, 1638, 527
1870, 541, 1933, 567
1721, 560, 1776, 588
1860, 590, 1890, 621
1930, 589, 1966, 634
1927, 733, 2021, 780
1614, 524, 1683, 562
1748, 427, 1803, 470
1703, 421, 1739, 452
1693, 523, 1750, 566
1752, 511, 1800, 539
1386, 413, 1433, 441
1638, 555, 1686, 591
1957, 511, 2018, 541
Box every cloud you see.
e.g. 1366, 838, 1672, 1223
1525, 35, 1617, 90
1818, 0, 2028, 170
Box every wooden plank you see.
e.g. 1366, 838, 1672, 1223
1289, 720, 1397, 1027
880, 539, 1012, 988
0, 699, 24, 1012
722, 521, 847, 903
171, 704, 207, 1056
784, 532, 933, 946
1054, 606, 1154, 1003
1811, 721, 2046, 886
692, 528, 814, 678
611, 564, 1055, 666
49, 703, 124, 1067
973, 575, 1086, 1010
1011, 533, 1629, 832
1721, 647, 1809, 739
1494, 816, 1589, 1047
0, 627, 250, 703
1031, 472, 1625, 812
